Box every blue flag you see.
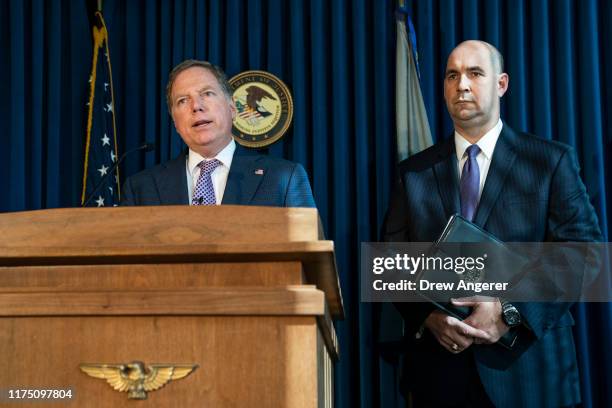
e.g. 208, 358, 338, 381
81, 11, 119, 207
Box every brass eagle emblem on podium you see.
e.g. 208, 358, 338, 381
80, 361, 198, 400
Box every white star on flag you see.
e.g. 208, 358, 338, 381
110, 150, 116, 162
104, 82, 109, 91
95, 196, 105, 207
105, 103, 113, 113
98, 164, 109, 176
101, 134, 110, 146
108, 186, 113, 194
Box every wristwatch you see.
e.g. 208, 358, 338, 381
500, 299, 521, 327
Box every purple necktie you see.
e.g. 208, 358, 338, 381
192, 159, 221, 206
460, 144, 481, 221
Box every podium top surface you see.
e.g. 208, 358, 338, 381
0, 205, 321, 246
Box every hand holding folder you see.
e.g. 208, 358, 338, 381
419, 214, 526, 349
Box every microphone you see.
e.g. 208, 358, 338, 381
82, 142, 156, 207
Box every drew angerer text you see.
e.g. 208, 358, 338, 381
372, 279, 508, 292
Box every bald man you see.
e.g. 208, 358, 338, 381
383, 41, 601, 407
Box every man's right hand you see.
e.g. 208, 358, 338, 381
424, 310, 492, 353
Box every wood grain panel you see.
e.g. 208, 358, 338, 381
0, 316, 318, 407
0, 245, 343, 318
0, 206, 320, 247
0, 287, 325, 316
0, 262, 304, 291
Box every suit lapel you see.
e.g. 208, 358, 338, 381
433, 138, 461, 218
472, 125, 517, 227
222, 147, 265, 205
155, 151, 189, 205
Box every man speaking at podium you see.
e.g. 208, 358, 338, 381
383, 41, 601, 407
121, 60, 315, 208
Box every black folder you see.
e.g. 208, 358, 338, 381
421, 214, 525, 349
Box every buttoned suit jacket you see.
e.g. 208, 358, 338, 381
382, 124, 601, 408
120, 146, 315, 208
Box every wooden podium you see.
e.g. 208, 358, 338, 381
0, 206, 343, 407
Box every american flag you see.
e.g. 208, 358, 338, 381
81, 11, 119, 207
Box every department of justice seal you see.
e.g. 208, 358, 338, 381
229, 70, 293, 148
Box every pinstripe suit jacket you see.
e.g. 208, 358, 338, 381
382, 124, 602, 408
120, 146, 315, 208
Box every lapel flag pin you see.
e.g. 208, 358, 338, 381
255, 169, 264, 175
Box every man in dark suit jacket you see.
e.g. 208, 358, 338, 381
383, 41, 601, 407
121, 59, 315, 208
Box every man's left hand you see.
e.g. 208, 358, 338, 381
451, 297, 510, 344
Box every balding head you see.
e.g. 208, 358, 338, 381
443, 40, 509, 141
453, 40, 504, 74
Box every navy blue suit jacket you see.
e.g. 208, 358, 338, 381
382, 124, 601, 407
121, 146, 315, 208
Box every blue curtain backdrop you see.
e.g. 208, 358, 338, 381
0, 0, 610, 407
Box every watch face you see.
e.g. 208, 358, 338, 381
503, 307, 521, 327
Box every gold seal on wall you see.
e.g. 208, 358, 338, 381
229, 70, 294, 148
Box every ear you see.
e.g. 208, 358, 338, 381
497, 73, 509, 97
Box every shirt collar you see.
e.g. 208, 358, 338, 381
188, 139, 236, 175
454, 119, 503, 161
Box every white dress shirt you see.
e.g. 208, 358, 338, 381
454, 119, 503, 201
186, 139, 236, 205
